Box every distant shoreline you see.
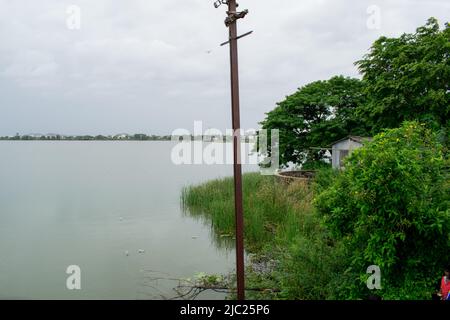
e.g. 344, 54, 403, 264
0, 134, 172, 141
0, 135, 255, 142
0, 139, 173, 141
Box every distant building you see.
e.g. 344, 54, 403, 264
27, 133, 44, 138
331, 136, 372, 169
45, 133, 60, 139
114, 134, 130, 140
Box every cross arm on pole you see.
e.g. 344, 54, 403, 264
220, 31, 253, 46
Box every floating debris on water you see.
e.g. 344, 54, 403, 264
220, 234, 232, 238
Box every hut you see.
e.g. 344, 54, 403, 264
331, 136, 372, 169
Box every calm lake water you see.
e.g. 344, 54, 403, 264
0, 141, 258, 299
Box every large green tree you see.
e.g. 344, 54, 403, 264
261, 76, 367, 166
356, 18, 450, 133
261, 18, 449, 167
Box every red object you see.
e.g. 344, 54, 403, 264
441, 277, 450, 299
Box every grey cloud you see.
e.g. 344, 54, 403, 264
0, 0, 448, 135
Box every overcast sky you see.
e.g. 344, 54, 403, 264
0, 0, 448, 135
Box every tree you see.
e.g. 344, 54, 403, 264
315, 122, 450, 299
133, 133, 148, 141
260, 76, 367, 166
356, 18, 450, 133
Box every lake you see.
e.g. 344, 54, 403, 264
0, 141, 258, 299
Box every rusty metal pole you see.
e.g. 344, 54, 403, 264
227, 0, 245, 301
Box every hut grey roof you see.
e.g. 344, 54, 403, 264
330, 135, 372, 147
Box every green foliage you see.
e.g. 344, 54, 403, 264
276, 232, 349, 300
301, 160, 331, 171
261, 18, 449, 168
312, 166, 340, 195
356, 18, 450, 132
315, 122, 450, 299
182, 173, 315, 251
182, 173, 355, 300
182, 173, 277, 249
183, 18, 450, 300
260, 76, 368, 166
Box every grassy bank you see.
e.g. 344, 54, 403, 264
182, 173, 315, 250
181, 172, 347, 299
182, 123, 449, 300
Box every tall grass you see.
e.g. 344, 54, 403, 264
181, 171, 349, 300
181, 173, 315, 251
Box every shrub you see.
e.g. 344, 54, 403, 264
315, 121, 450, 299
